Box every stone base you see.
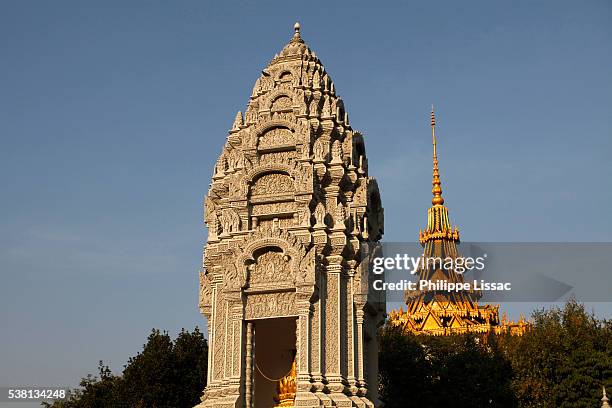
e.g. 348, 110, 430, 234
294, 390, 324, 408
329, 392, 353, 408
194, 390, 242, 408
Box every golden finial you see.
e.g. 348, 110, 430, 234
431, 105, 444, 206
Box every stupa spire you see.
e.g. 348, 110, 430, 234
430, 105, 444, 206
419, 106, 458, 243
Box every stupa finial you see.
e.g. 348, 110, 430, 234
291, 22, 303, 43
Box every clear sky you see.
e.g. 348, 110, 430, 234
1, 0, 611, 396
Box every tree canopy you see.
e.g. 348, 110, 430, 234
43, 328, 207, 408
379, 299, 612, 408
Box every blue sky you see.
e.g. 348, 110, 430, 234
1, 0, 611, 394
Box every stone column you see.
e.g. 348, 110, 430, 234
345, 267, 357, 392
223, 295, 244, 407
245, 322, 254, 408
354, 305, 366, 394
324, 263, 342, 385
295, 299, 320, 407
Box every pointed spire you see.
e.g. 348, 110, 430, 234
430, 105, 445, 206
603, 386, 611, 408
291, 22, 304, 44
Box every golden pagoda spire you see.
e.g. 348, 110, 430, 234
420, 106, 458, 244
430, 105, 444, 206
388, 105, 527, 337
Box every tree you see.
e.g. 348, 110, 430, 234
378, 324, 433, 407
43, 328, 208, 408
379, 325, 516, 408
378, 299, 612, 408
504, 299, 612, 408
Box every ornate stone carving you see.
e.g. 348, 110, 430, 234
251, 201, 296, 217
314, 202, 326, 227
271, 95, 293, 112
198, 24, 385, 408
219, 208, 241, 235
299, 207, 311, 227
334, 201, 346, 229
259, 127, 295, 150
251, 173, 295, 196
259, 151, 296, 165
331, 140, 343, 164
313, 139, 325, 162
245, 292, 297, 320
250, 250, 293, 285
198, 271, 212, 311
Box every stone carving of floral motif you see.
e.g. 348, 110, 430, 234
245, 291, 297, 320
271, 95, 293, 112
251, 201, 296, 216
251, 173, 295, 196
258, 127, 295, 149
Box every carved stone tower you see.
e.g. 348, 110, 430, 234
197, 23, 385, 408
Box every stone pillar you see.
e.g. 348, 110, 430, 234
354, 306, 366, 395
245, 322, 254, 408
324, 263, 342, 384
295, 299, 319, 407
345, 268, 357, 392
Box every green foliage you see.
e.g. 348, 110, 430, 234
379, 299, 612, 408
503, 299, 612, 408
379, 325, 516, 408
43, 328, 208, 408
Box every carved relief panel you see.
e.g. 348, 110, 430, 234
249, 248, 294, 287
